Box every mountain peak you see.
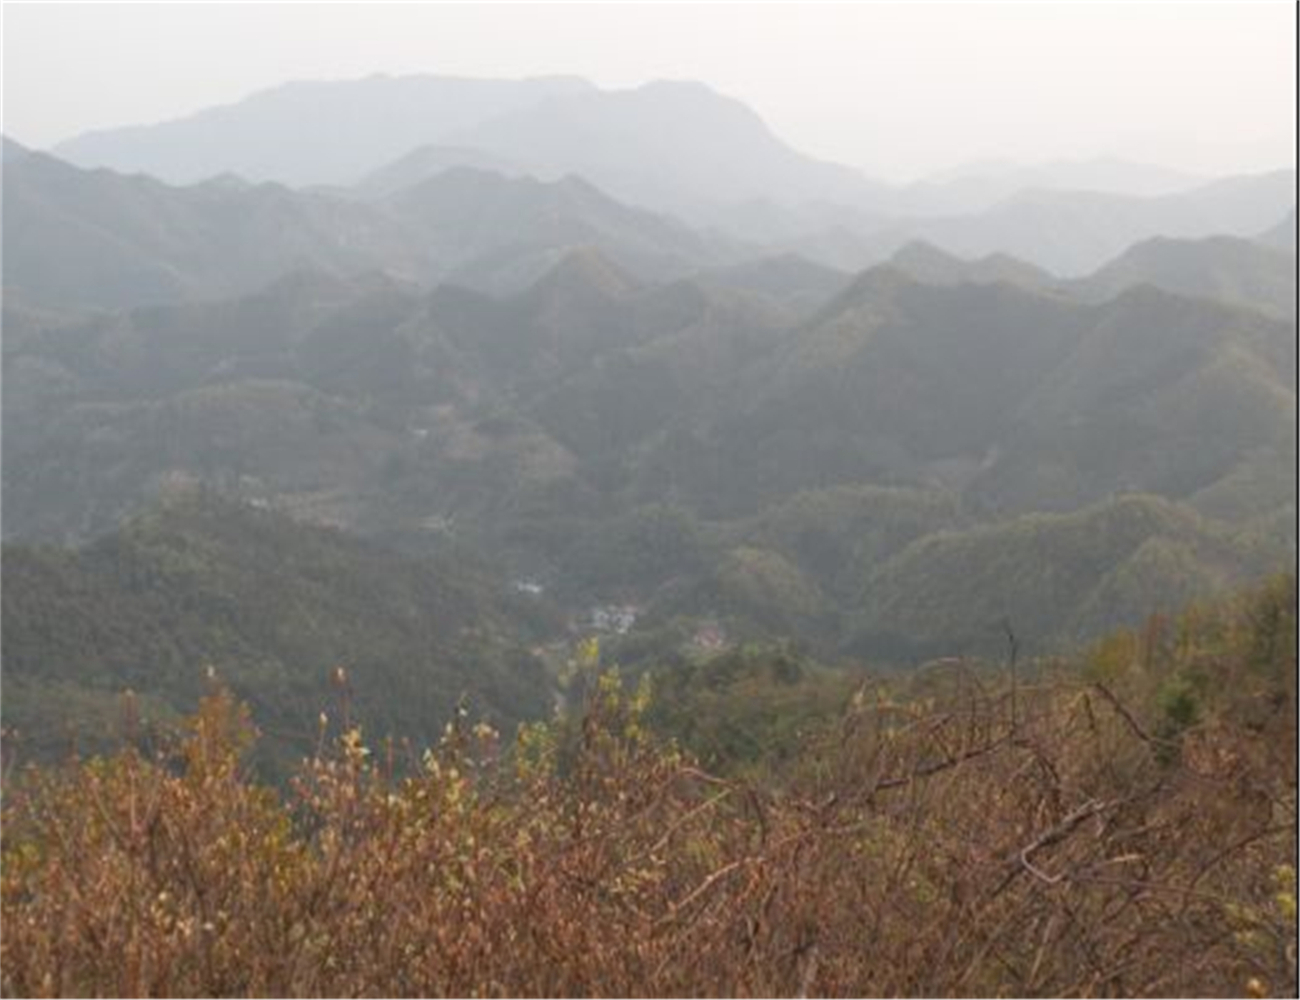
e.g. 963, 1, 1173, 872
891, 240, 964, 268
811, 262, 918, 320
889, 240, 1054, 290
527, 247, 639, 302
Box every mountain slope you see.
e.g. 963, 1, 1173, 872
1, 494, 556, 769
1075, 234, 1296, 317
3, 149, 428, 308
1, 252, 793, 543
382, 167, 735, 293
5, 149, 746, 308
898, 157, 1205, 215
52, 74, 889, 216
852, 494, 1282, 658
633, 269, 1090, 515
885, 232, 1297, 319
887, 240, 1056, 290
970, 285, 1296, 515
53, 74, 594, 186
5, 246, 1293, 667
441, 80, 887, 214
875, 170, 1298, 276
690, 254, 849, 317
353, 144, 530, 198
630, 265, 1294, 527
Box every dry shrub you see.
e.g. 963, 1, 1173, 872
3, 592, 1296, 998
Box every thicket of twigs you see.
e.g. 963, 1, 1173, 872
2, 577, 1295, 997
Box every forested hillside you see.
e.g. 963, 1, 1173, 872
6, 161, 1293, 729
2, 494, 556, 773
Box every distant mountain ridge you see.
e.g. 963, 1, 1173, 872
3, 147, 429, 309
50, 75, 890, 215
10, 139, 1293, 316
53, 74, 595, 186
381, 166, 737, 293
3, 149, 746, 309
897, 157, 1207, 215
887, 231, 1297, 319
853, 169, 1298, 275
433, 80, 890, 214
1075, 234, 1297, 317
46, 74, 1260, 224
886, 241, 1055, 290
354, 144, 530, 198
35, 71, 1295, 278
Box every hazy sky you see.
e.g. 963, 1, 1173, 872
3, 2, 1295, 180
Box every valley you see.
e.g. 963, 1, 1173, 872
4, 123, 1294, 767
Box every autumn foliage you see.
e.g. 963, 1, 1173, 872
2, 577, 1296, 997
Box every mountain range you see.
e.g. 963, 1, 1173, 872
7, 231, 1293, 657
52, 74, 594, 187
40, 74, 1295, 273
6, 136, 1295, 314
3, 72, 1295, 764
4, 141, 750, 309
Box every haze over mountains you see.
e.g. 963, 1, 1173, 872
41, 74, 1296, 271
52, 75, 597, 188
2, 71, 1295, 763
